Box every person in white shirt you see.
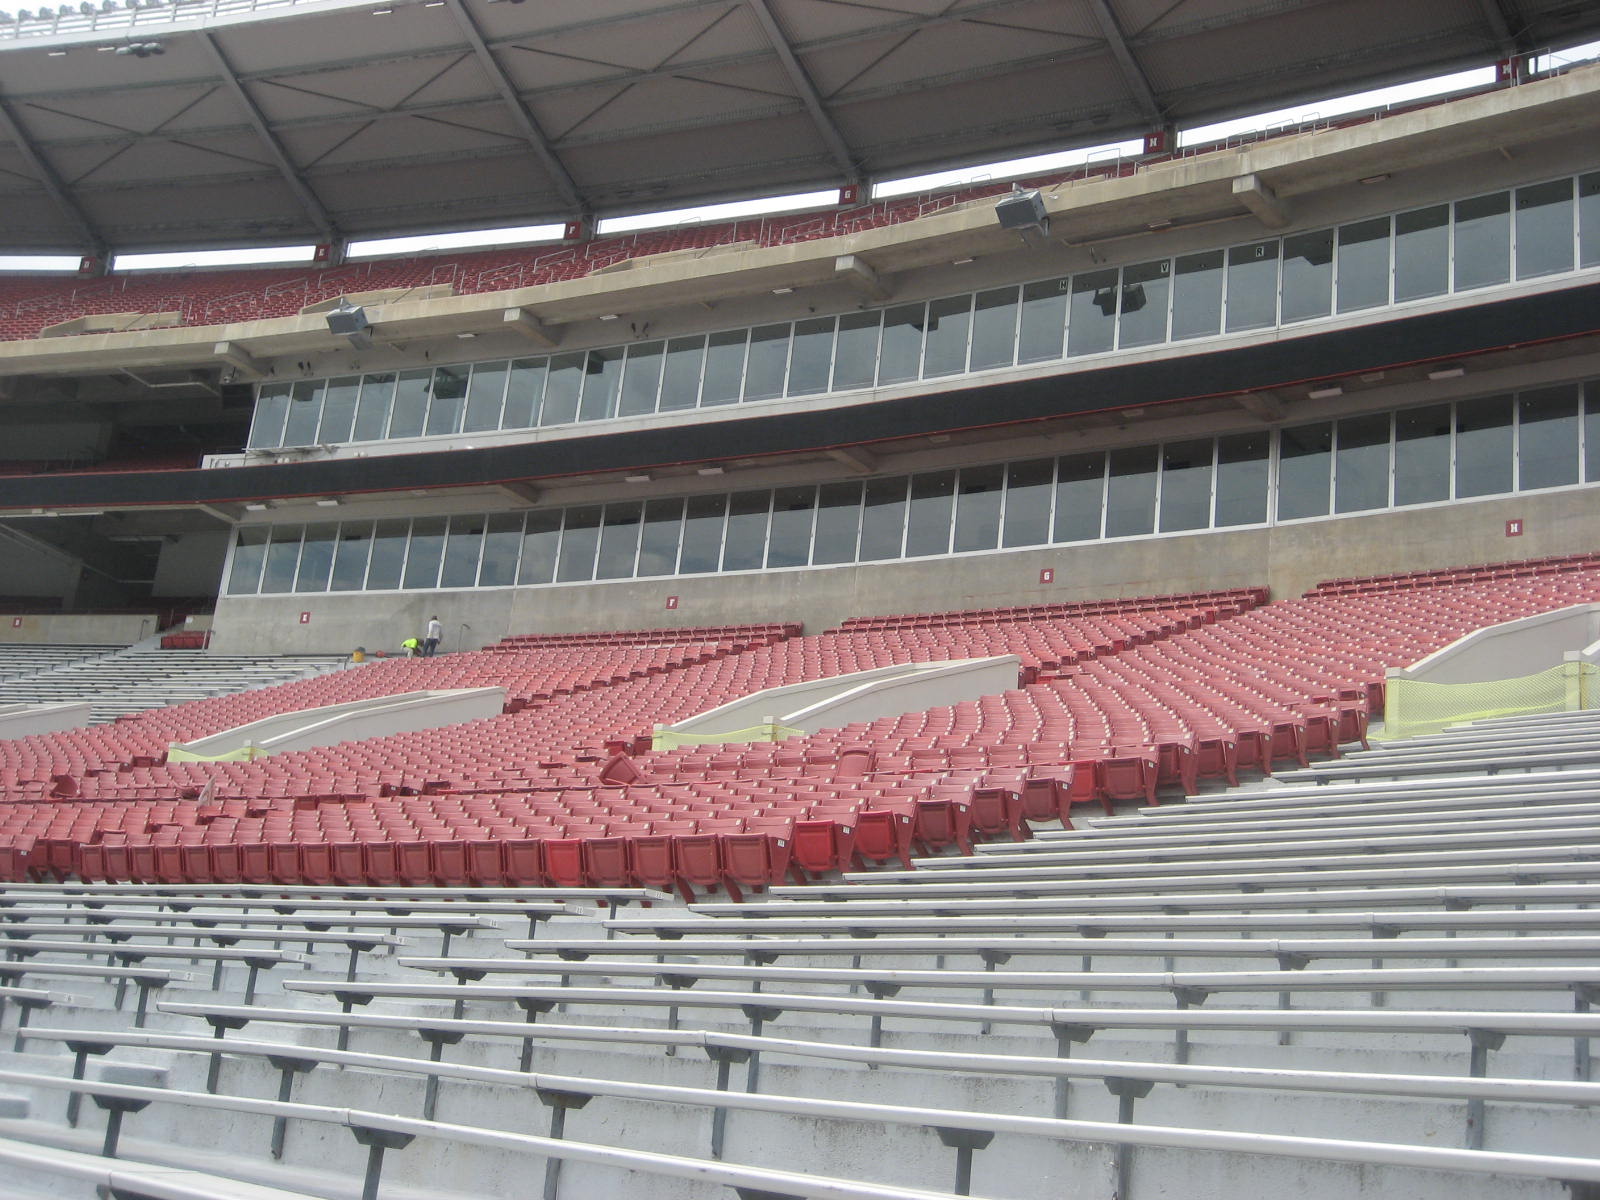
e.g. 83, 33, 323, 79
424, 615, 443, 657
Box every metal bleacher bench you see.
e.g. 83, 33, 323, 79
22, 1019, 1600, 1180
0, 1067, 974, 1200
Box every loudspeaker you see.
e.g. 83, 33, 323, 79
325, 304, 369, 336
994, 189, 1047, 232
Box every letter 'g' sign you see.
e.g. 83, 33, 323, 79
1039, 568, 1054, 584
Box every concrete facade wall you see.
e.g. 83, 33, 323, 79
0, 613, 152, 645
205, 487, 1598, 656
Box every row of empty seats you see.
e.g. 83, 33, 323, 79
0, 704, 1592, 1197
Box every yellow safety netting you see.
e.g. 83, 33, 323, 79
652, 722, 807, 752
1384, 660, 1600, 741
167, 744, 261, 762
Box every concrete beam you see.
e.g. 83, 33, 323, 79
503, 308, 560, 348
835, 255, 893, 302
497, 481, 542, 504
1232, 173, 1290, 228
1235, 391, 1285, 422
212, 341, 267, 381
826, 446, 878, 474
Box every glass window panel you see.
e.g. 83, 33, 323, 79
539, 353, 584, 426
1277, 422, 1332, 520
351, 373, 396, 443
578, 346, 624, 422
1515, 178, 1574, 279
1118, 260, 1170, 349
1394, 205, 1450, 302
462, 362, 509, 433
744, 324, 790, 402
953, 464, 1003, 552
259, 527, 302, 594
787, 318, 834, 396
859, 477, 908, 561
905, 471, 956, 557
1171, 250, 1224, 341
364, 520, 409, 590
832, 312, 881, 391
1517, 384, 1580, 490
1159, 439, 1212, 532
1068, 268, 1119, 357
386, 369, 432, 439
316, 377, 361, 444
477, 513, 523, 587
618, 341, 665, 417
1105, 446, 1158, 537
1225, 240, 1279, 332
1214, 432, 1270, 527
659, 337, 705, 412
768, 486, 816, 568
516, 511, 561, 585
1455, 394, 1514, 497
679, 495, 728, 574
501, 358, 545, 429
1001, 458, 1054, 548
879, 304, 926, 385
1334, 413, 1391, 513
1053, 452, 1104, 542
1281, 230, 1333, 324
294, 523, 337, 592
1336, 217, 1391, 312
1586, 383, 1600, 482
402, 516, 447, 589
329, 522, 373, 592
721, 491, 770, 571
248, 384, 291, 449
281, 380, 324, 447
969, 287, 1020, 370
637, 498, 685, 578
922, 295, 973, 377
595, 502, 643, 580
226, 527, 268, 594
1018, 277, 1068, 363
701, 330, 747, 406
1394, 404, 1452, 507
1581, 172, 1600, 269
439, 515, 485, 588
424, 367, 468, 436
813, 481, 863, 565
555, 506, 601, 582
1454, 192, 1510, 291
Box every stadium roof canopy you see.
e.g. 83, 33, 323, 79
0, 0, 1598, 254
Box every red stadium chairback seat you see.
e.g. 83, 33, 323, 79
850, 808, 915, 870
542, 837, 586, 888
1267, 719, 1311, 769
626, 835, 676, 891
790, 817, 855, 879
1098, 751, 1159, 806
718, 829, 793, 900
1018, 765, 1075, 828
596, 754, 655, 786
501, 839, 545, 887
834, 747, 875, 779
1194, 737, 1239, 787
671, 833, 725, 902
580, 836, 632, 888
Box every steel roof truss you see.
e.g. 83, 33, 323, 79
199, 32, 337, 243
441, 0, 587, 219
